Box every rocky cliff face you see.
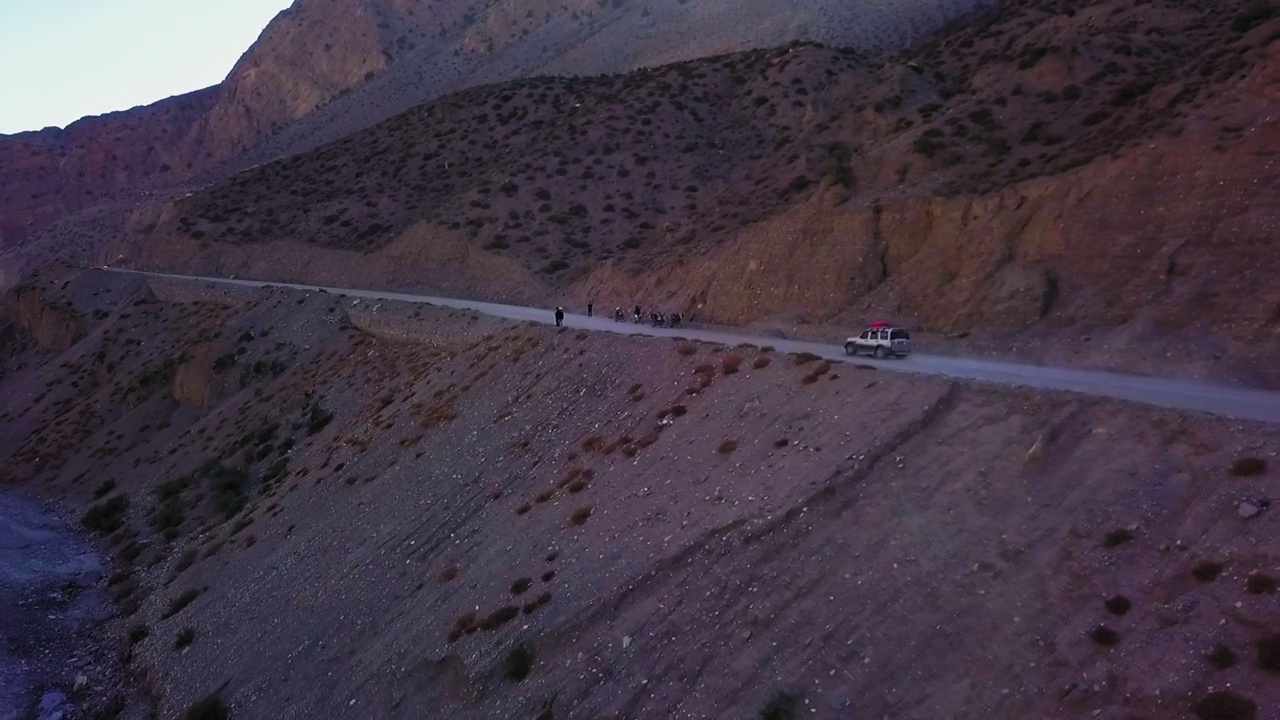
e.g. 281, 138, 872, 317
2, 283, 86, 353
0, 89, 216, 246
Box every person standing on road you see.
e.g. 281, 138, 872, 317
633, 304, 642, 322
587, 301, 593, 317
555, 307, 565, 327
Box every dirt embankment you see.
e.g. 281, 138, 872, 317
1, 269, 1277, 719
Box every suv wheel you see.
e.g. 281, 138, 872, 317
845, 343, 856, 356
874, 346, 886, 359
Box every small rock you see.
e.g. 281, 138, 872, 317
37, 691, 67, 720
622, 635, 631, 649
1238, 501, 1261, 519
74, 674, 88, 692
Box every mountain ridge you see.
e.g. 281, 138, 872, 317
0, 0, 987, 247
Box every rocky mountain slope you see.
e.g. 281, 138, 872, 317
1, 268, 1277, 719
100, 0, 1280, 383
0, 0, 985, 247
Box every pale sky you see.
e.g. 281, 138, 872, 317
0, 0, 294, 135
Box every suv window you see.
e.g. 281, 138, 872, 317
890, 329, 910, 340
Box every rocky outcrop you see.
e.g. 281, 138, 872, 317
171, 345, 223, 410
2, 284, 86, 352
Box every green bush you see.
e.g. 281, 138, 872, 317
505, 642, 536, 681
760, 691, 799, 720
185, 693, 228, 720
82, 496, 128, 535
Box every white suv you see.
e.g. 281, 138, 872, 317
845, 325, 912, 358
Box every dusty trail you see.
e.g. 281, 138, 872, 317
105, 268, 1280, 424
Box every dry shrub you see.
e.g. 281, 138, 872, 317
801, 362, 833, 385
534, 488, 555, 504
581, 436, 605, 452
1230, 457, 1267, 476
659, 405, 688, 420
718, 439, 740, 454
677, 343, 698, 356
557, 467, 584, 488
1192, 690, 1257, 720
1102, 528, 1134, 548
522, 591, 552, 615
753, 355, 772, 369
1246, 572, 1278, 594
448, 611, 478, 642
510, 577, 533, 595
1103, 595, 1131, 616
438, 564, 459, 583
792, 352, 821, 365
478, 605, 519, 631
420, 399, 458, 429
1090, 625, 1119, 646
1258, 634, 1280, 673
1192, 561, 1224, 582
515, 503, 532, 516
1206, 645, 1238, 670
567, 479, 588, 493
693, 362, 716, 376
569, 506, 592, 526
721, 354, 743, 374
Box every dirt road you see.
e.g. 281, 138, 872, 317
105, 269, 1280, 424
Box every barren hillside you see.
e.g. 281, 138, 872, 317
0, 0, 984, 247
98, 0, 1280, 383
1, 268, 1277, 719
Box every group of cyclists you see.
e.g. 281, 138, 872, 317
561, 302, 683, 328
614, 304, 682, 328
